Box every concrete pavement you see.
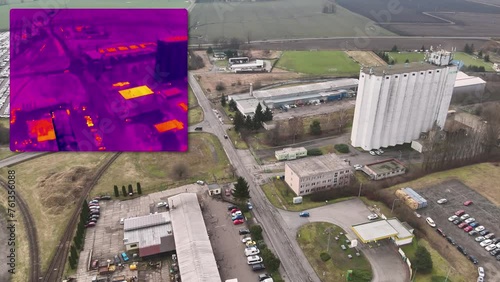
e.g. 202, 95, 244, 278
189, 72, 321, 282
279, 199, 410, 282
0, 152, 50, 168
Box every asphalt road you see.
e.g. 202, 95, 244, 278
189, 73, 320, 282
0, 152, 49, 168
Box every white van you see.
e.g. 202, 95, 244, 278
247, 255, 263, 265
244, 247, 260, 256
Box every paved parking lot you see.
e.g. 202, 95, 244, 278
417, 180, 500, 280
201, 195, 264, 282
76, 184, 205, 281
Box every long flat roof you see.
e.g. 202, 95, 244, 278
387, 219, 413, 239
352, 220, 399, 242
168, 193, 221, 282
286, 154, 351, 177
366, 159, 406, 174
454, 71, 486, 88
119, 85, 154, 100
251, 79, 358, 100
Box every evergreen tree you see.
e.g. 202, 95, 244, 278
114, 185, 119, 197
137, 182, 142, 195
309, 120, 322, 135
263, 106, 273, 122
233, 176, 250, 202
484, 54, 490, 62
122, 186, 127, 196
391, 45, 398, 52
421, 45, 425, 52
464, 43, 470, 54
228, 99, 237, 112
69, 255, 76, 269
478, 50, 483, 58
244, 115, 253, 130
207, 46, 213, 54
70, 245, 78, 260
254, 103, 264, 124
414, 246, 433, 274
233, 111, 245, 132
128, 184, 133, 195
470, 44, 475, 54
221, 94, 226, 107
405, 59, 410, 63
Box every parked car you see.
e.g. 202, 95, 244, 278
232, 215, 244, 221
469, 230, 479, 236
121, 252, 129, 262
470, 222, 480, 228
89, 214, 100, 219
239, 229, 251, 235
457, 245, 467, 255
87, 218, 97, 223
460, 214, 470, 220
369, 150, 376, 156
496, 255, 500, 261
227, 205, 238, 211
465, 218, 476, 224
453, 219, 461, 225
490, 249, 500, 256
485, 233, 495, 239
426, 217, 436, 227
377, 149, 384, 154
196, 180, 205, 185
225, 189, 231, 196
252, 263, 266, 271
247, 202, 253, 210
245, 241, 257, 247
259, 273, 272, 281
232, 211, 243, 217
120, 218, 125, 225
475, 236, 486, 242
479, 230, 490, 236
491, 238, 500, 245
464, 226, 473, 232
299, 212, 310, 217
446, 236, 456, 245
85, 222, 96, 228
455, 210, 466, 216
231, 208, 240, 214
475, 226, 485, 232
478, 277, 484, 282
89, 200, 99, 204
436, 228, 446, 237
113, 255, 121, 265
91, 259, 99, 269
485, 244, 497, 252
88, 203, 99, 207
437, 198, 448, 204
480, 239, 493, 247
157, 201, 168, 208
353, 164, 363, 170
468, 255, 478, 264
464, 200, 473, 206
458, 222, 468, 228
100, 195, 112, 200
233, 219, 245, 225
367, 214, 379, 220
242, 237, 253, 243
194, 127, 203, 131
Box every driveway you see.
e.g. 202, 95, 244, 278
278, 198, 410, 282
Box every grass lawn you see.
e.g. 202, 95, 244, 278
401, 239, 464, 282
227, 129, 248, 149
297, 222, 373, 282
276, 51, 360, 76
213, 60, 228, 67
386, 162, 500, 206
0, 118, 8, 129
0, 148, 16, 160
188, 86, 204, 125
93, 133, 234, 197
387, 52, 425, 64
0, 0, 189, 30
0, 189, 29, 282
247, 132, 271, 151
453, 52, 494, 71
0, 152, 110, 272
261, 179, 353, 211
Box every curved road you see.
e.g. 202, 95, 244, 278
189, 73, 320, 282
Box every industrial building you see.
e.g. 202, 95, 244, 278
123, 213, 175, 257
229, 79, 359, 116
275, 147, 307, 161
351, 51, 458, 151
284, 154, 352, 196
452, 71, 486, 101
363, 159, 406, 180
155, 36, 188, 82
229, 60, 266, 73
168, 193, 221, 282
351, 218, 414, 246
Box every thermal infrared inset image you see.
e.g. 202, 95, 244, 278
9, 9, 188, 152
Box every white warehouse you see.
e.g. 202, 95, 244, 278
351, 61, 458, 150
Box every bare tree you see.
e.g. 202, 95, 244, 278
481, 104, 500, 153
266, 122, 283, 146
335, 108, 351, 133
227, 164, 237, 179
171, 163, 189, 180
288, 117, 304, 143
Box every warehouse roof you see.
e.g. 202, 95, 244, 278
365, 159, 406, 175
454, 71, 486, 88
169, 193, 221, 282
351, 220, 398, 243
251, 79, 358, 99
286, 154, 351, 177
387, 219, 413, 239
123, 213, 172, 248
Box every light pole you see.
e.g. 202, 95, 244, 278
391, 198, 400, 214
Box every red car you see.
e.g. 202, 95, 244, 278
464, 226, 473, 232
458, 222, 468, 228
464, 201, 473, 206
233, 219, 245, 225
231, 208, 240, 214
455, 210, 466, 216
85, 222, 96, 228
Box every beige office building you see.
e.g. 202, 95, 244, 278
284, 154, 352, 196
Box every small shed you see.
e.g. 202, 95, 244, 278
208, 184, 221, 196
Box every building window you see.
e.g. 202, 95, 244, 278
437, 70, 440, 73
386, 77, 389, 79
404, 74, 407, 77
130, 244, 137, 248
428, 71, 432, 74
412, 73, 416, 76
395, 75, 398, 78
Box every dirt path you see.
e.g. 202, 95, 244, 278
345, 50, 386, 67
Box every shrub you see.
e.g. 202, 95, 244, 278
307, 148, 323, 156
250, 225, 263, 241
334, 144, 350, 153
320, 252, 331, 262
216, 82, 226, 91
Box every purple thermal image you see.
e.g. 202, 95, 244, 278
9, 9, 188, 152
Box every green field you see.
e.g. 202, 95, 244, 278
0, 0, 189, 30
386, 52, 494, 71
188, 86, 204, 125
297, 222, 373, 282
189, 0, 394, 42
276, 51, 360, 76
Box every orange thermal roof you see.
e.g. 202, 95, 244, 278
112, 81, 130, 87
178, 102, 188, 112
118, 86, 154, 100
164, 35, 188, 42
27, 119, 56, 142
163, 88, 181, 97
154, 120, 184, 133
117, 46, 128, 51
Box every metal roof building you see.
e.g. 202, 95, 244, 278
123, 213, 176, 257
452, 71, 486, 99
168, 193, 221, 282
351, 218, 414, 246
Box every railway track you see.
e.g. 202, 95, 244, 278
42, 152, 121, 282
0, 178, 41, 282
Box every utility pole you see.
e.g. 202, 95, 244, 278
357, 183, 363, 197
